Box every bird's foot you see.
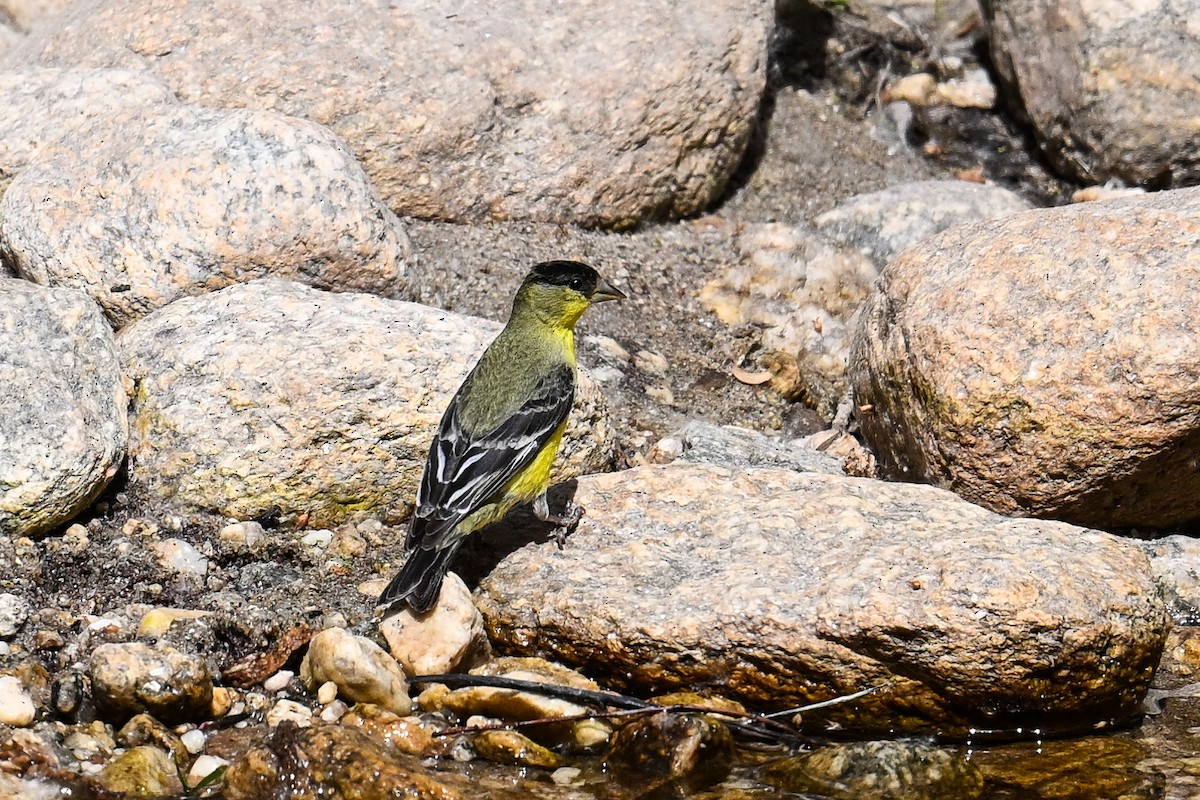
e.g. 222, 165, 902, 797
548, 503, 585, 550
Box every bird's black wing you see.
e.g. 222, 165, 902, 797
408, 362, 575, 550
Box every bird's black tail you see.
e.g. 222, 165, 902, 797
377, 542, 462, 615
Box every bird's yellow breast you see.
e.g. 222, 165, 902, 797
501, 419, 568, 502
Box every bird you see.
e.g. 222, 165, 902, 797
378, 260, 626, 614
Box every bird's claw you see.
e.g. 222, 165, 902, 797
551, 503, 585, 549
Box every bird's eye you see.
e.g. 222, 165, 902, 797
569, 278, 585, 290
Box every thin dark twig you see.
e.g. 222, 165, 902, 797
410, 673, 653, 711
409, 673, 883, 748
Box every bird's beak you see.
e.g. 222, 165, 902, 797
592, 278, 627, 303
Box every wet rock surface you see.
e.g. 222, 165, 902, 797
605, 712, 735, 795
88, 641, 213, 725
221, 721, 524, 800
762, 740, 984, 800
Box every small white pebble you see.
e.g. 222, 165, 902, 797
187, 755, 229, 786
242, 692, 270, 714
300, 529, 333, 549
586, 334, 631, 362
647, 435, 684, 463
153, 538, 209, 575
180, 728, 206, 755
588, 365, 625, 384
0, 675, 35, 726
551, 767, 583, 786
218, 521, 266, 549
317, 680, 338, 705
266, 699, 312, 728
320, 699, 348, 723
262, 670, 293, 692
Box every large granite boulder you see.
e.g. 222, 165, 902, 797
4, 0, 771, 227
477, 463, 1168, 737
851, 187, 1200, 529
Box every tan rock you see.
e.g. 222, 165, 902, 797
117, 279, 616, 525
476, 463, 1168, 737
1, 104, 409, 327
700, 222, 877, 413
6, 0, 771, 228
300, 627, 411, 716
473, 729, 564, 769
380, 572, 491, 677
425, 656, 610, 751
703, 181, 1029, 414
851, 187, 1200, 529
0, 0, 78, 32
264, 699, 312, 728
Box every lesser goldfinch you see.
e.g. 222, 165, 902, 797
378, 260, 626, 614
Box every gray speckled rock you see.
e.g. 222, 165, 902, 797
1141, 535, 1200, 627
3, 0, 770, 228
851, 187, 1200, 530
0, 67, 175, 193
663, 420, 844, 475
983, 0, 1200, 187
814, 179, 1032, 267
476, 463, 1168, 737
117, 279, 617, 527
0, 104, 410, 327
0, 279, 127, 537
0, 592, 31, 638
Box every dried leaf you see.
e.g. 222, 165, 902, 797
221, 623, 317, 688
732, 366, 773, 385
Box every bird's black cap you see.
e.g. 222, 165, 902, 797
525, 260, 626, 301
527, 260, 600, 291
